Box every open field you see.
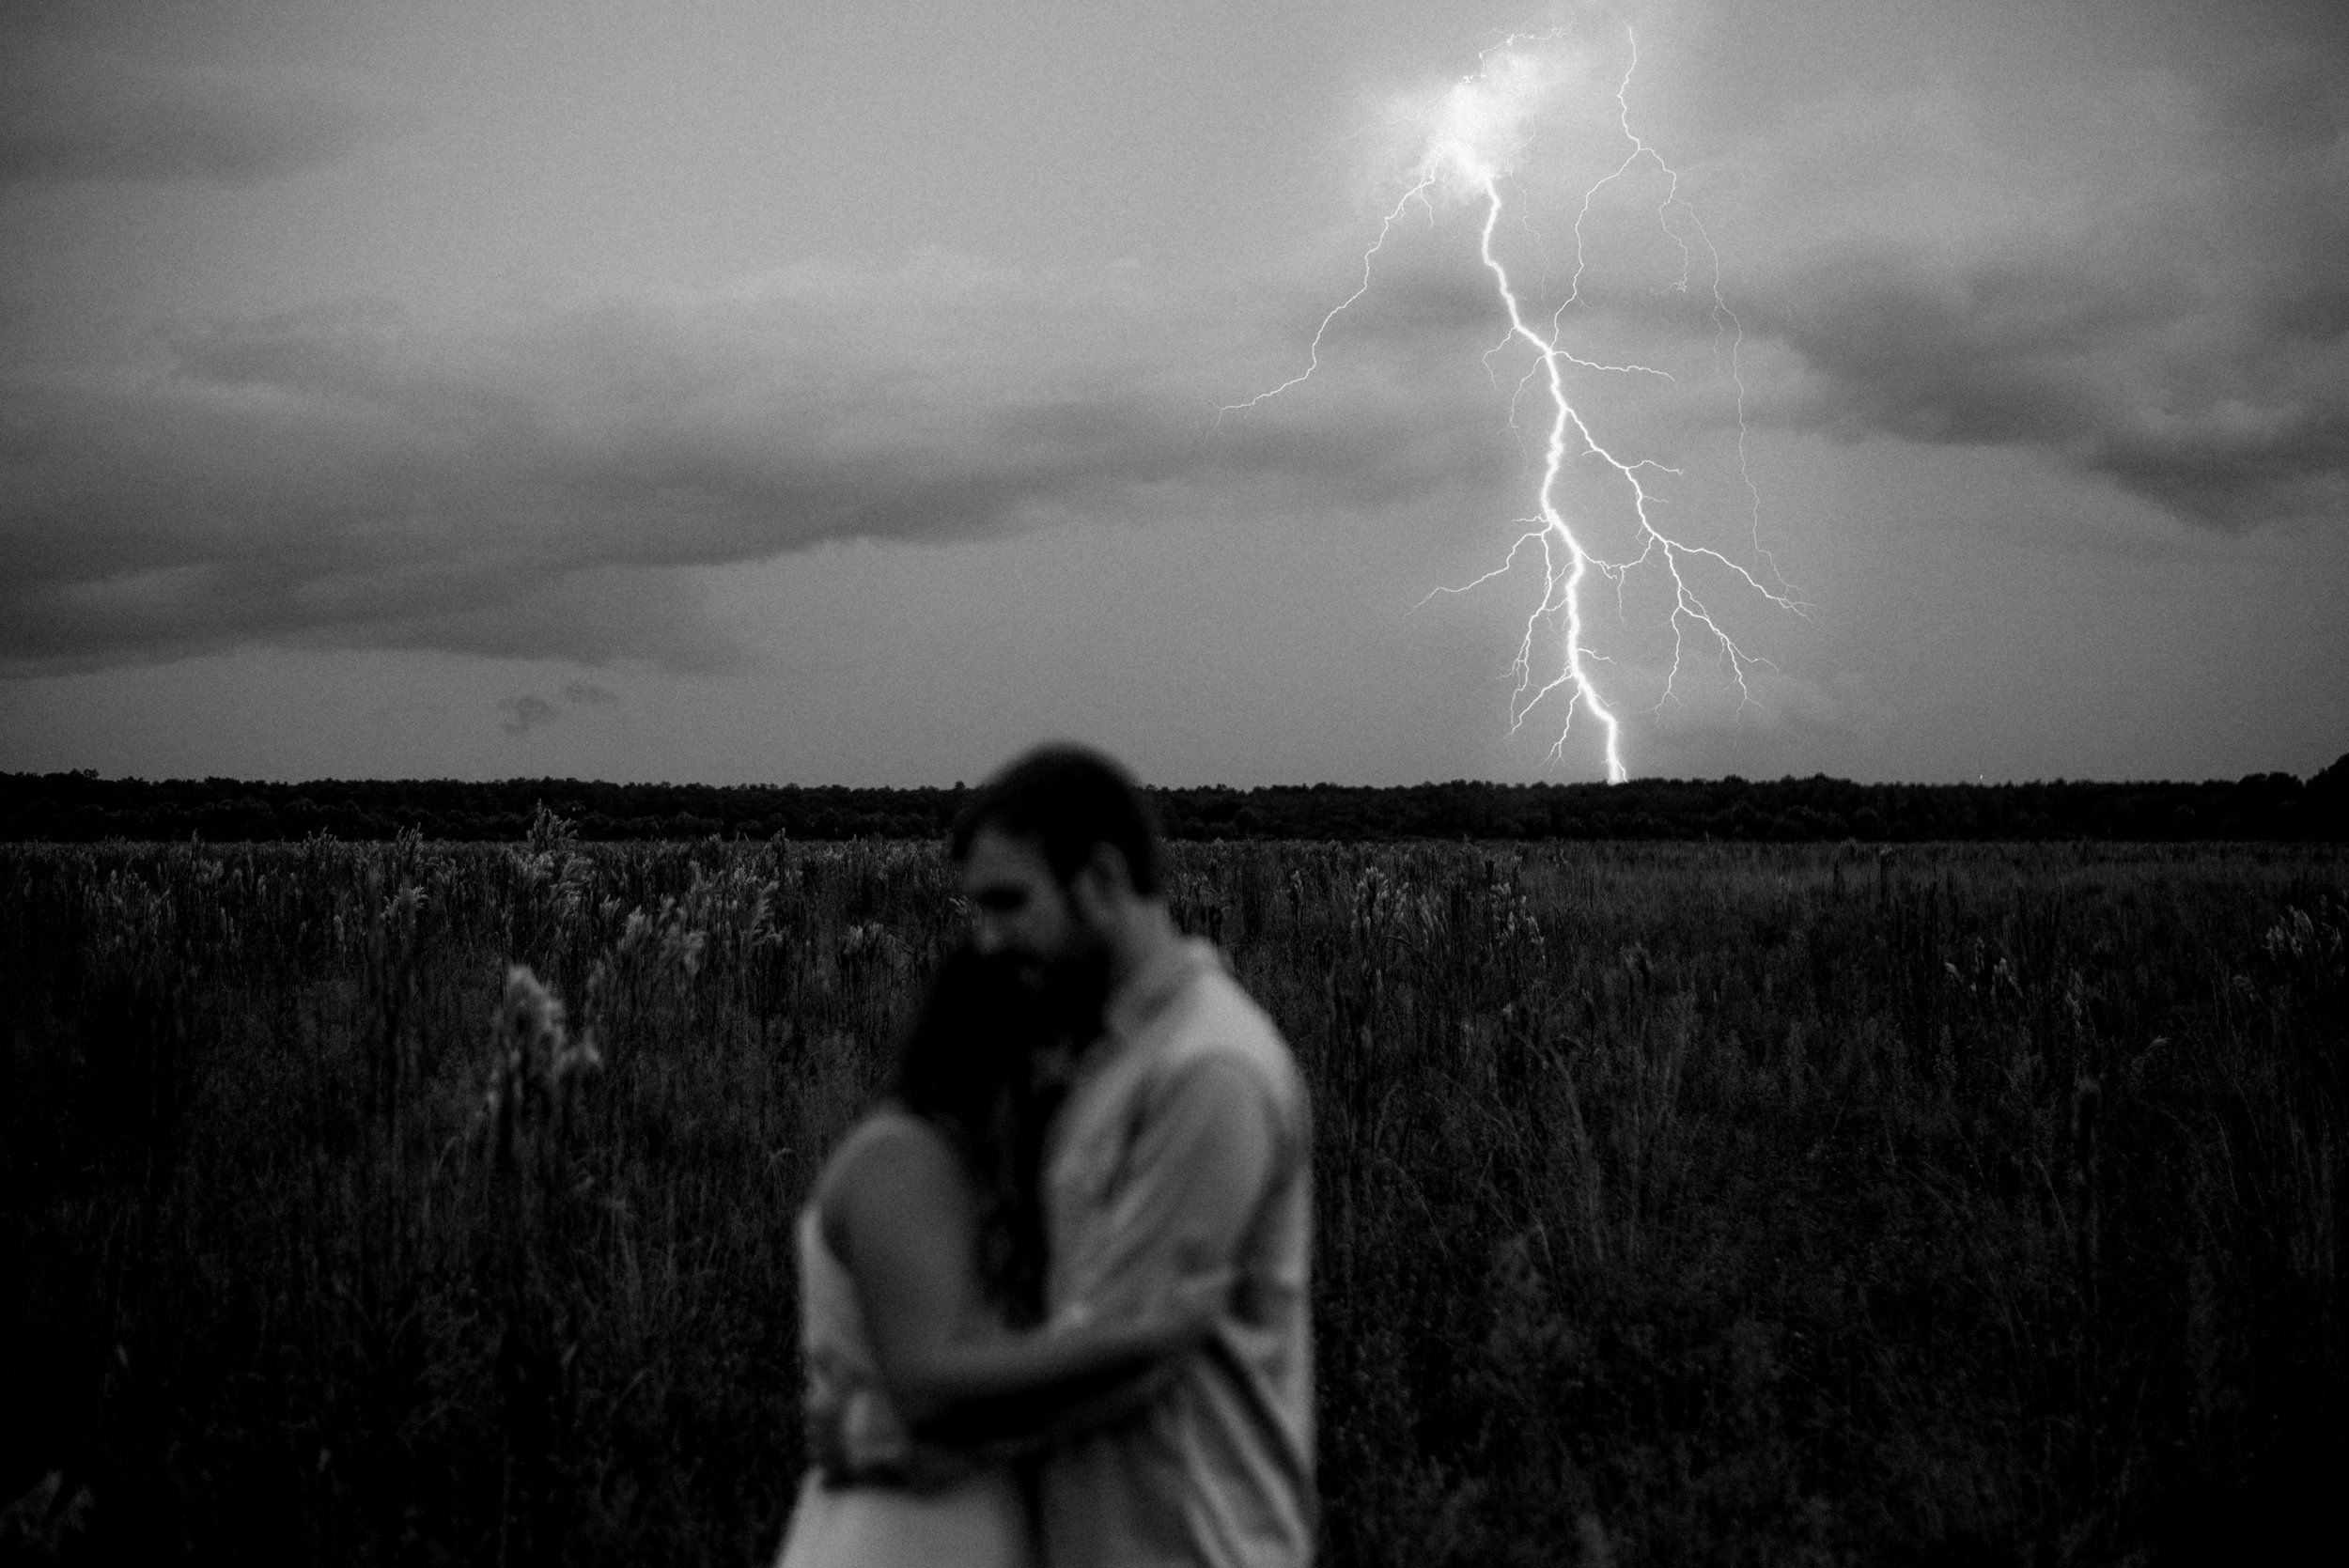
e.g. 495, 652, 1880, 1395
4, 829, 2342, 1565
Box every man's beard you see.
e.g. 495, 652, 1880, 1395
1039, 927, 1113, 1048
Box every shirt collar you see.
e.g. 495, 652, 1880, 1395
1103, 934, 1220, 1047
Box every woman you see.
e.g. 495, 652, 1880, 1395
775, 945, 1221, 1568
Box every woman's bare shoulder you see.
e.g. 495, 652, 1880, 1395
815, 1108, 970, 1251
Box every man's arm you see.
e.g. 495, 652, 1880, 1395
837, 1124, 1228, 1433
917, 1053, 1282, 1446
910, 1357, 1178, 1457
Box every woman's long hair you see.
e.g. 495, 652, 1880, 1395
892, 944, 1070, 1327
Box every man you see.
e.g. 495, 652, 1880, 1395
950, 743, 1315, 1568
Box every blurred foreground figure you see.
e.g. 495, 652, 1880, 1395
950, 744, 1316, 1568
775, 945, 1226, 1568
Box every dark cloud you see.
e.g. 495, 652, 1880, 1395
498, 679, 617, 737
1732, 55, 2349, 530
497, 694, 558, 737
0, 38, 385, 185
0, 257, 1512, 674
1765, 241, 2349, 530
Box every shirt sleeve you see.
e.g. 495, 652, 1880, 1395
1082, 1053, 1282, 1319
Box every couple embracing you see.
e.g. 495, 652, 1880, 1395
776, 746, 1315, 1568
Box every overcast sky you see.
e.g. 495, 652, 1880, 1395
3, 0, 2344, 787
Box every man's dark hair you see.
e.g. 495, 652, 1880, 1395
949, 743, 1163, 897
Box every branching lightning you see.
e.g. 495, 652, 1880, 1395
1219, 179, 1438, 420
1224, 26, 1803, 782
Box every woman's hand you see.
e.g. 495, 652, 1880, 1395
1146, 1264, 1236, 1342
1055, 1258, 1235, 1353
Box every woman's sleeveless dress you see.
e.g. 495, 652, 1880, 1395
774, 1117, 1033, 1568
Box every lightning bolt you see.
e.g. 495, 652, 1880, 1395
1225, 27, 1803, 783
1219, 177, 1437, 421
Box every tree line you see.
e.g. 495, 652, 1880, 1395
5, 757, 2344, 842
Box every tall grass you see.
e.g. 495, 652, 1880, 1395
3, 827, 2341, 1564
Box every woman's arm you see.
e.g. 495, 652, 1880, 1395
824, 1119, 1221, 1428
912, 1356, 1182, 1459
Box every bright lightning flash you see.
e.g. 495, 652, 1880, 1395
1226, 29, 1802, 783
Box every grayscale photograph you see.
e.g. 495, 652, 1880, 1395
3, 2, 2343, 1563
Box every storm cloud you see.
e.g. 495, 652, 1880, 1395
2, 0, 2343, 788
496, 694, 558, 737
0, 254, 1513, 674
1730, 53, 2349, 529
0, 37, 385, 186
493, 680, 615, 737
